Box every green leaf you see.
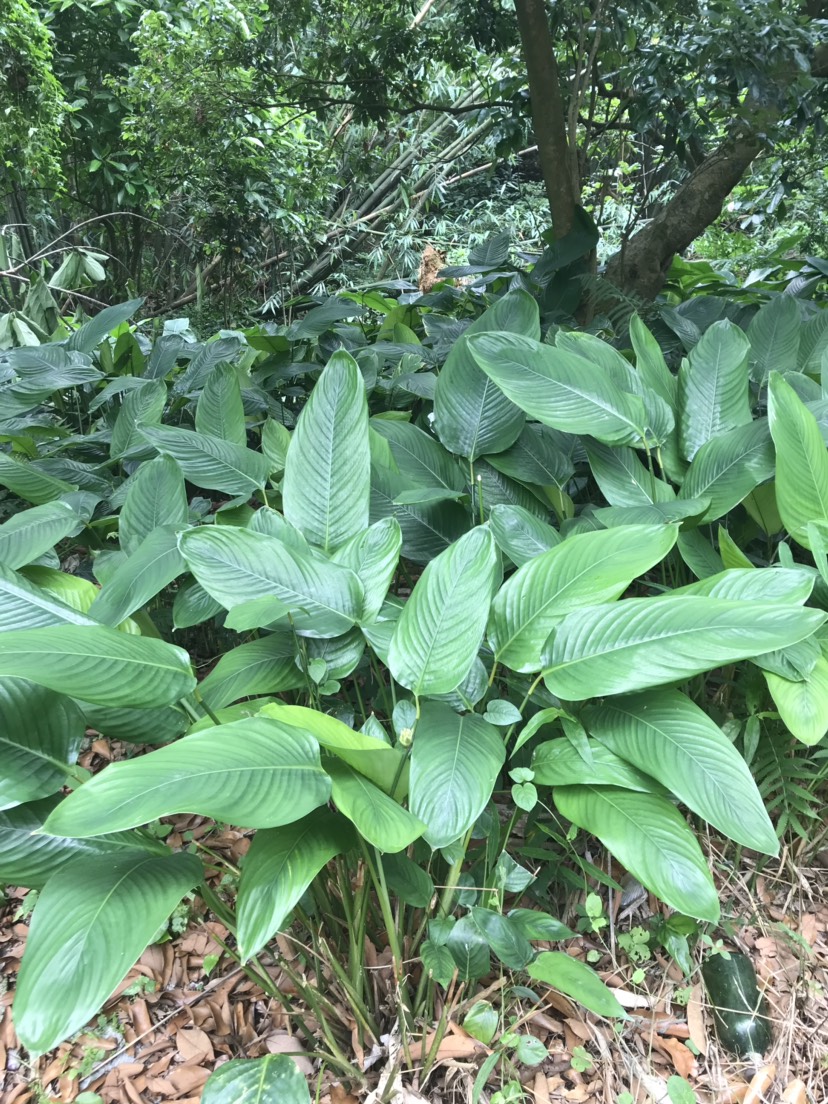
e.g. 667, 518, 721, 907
583, 689, 778, 854
172, 577, 223, 629
585, 440, 675, 507
199, 634, 304, 710
119, 455, 189, 556
89, 526, 185, 626
110, 380, 166, 459
679, 419, 775, 523
532, 739, 659, 792
678, 321, 752, 461
382, 851, 435, 907
0, 564, 101, 631
470, 908, 533, 969
388, 526, 498, 695
748, 294, 801, 384
768, 372, 828, 548
468, 332, 646, 445
409, 702, 505, 848
195, 363, 246, 445
464, 1001, 499, 1045
0, 680, 85, 809
369, 457, 467, 565
371, 418, 465, 492
445, 915, 490, 980
282, 350, 370, 552
486, 424, 574, 489
44, 717, 330, 836
671, 566, 812, 603
203, 1056, 310, 1104
433, 289, 536, 459
764, 654, 828, 746
0, 453, 76, 504
331, 517, 402, 623
630, 314, 684, 481
328, 761, 425, 852
0, 625, 194, 706
527, 951, 626, 1018
66, 298, 143, 354
542, 596, 825, 700
237, 809, 354, 960
507, 909, 573, 942
421, 939, 455, 985
261, 418, 291, 474
180, 526, 363, 637
488, 504, 560, 568
0, 500, 79, 570
14, 851, 202, 1053
139, 424, 271, 496
489, 524, 678, 673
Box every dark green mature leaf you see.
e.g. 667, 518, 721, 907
14, 850, 202, 1053
110, 380, 166, 459
433, 289, 536, 459
139, 424, 272, 496
66, 298, 143, 354
89, 526, 185, 626
196, 363, 246, 445
371, 418, 465, 492
237, 809, 354, 960
542, 596, 825, 700
486, 424, 574, 489
678, 321, 751, 461
768, 372, 828, 548
388, 526, 498, 695
283, 350, 370, 552
0, 680, 85, 810
445, 915, 490, 980
584, 689, 777, 853
180, 526, 363, 637
199, 634, 304, 710
584, 440, 675, 507
468, 332, 646, 445
629, 313, 684, 481
328, 761, 425, 852
202, 1056, 310, 1104
489, 524, 677, 672
44, 717, 330, 836
488, 503, 561, 567
748, 294, 800, 384
119, 455, 189, 556
0, 501, 80, 569
470, 908, 533, 969
555, 785, 720, 921
0, 625, 195, 706
172, 577, 223, 629
410, 702, 505, 848
679, 419, 774, 523
527, 951, 626, 1018
370, 458, 467, 565
0, 454, 76, 504
382, 851, 435, 907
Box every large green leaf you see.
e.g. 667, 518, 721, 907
199, 634, 304, 710
765, 655, 828, 746
0, 501, 80, 569
0, 562, 99, 631
0, 453, 76, 504
172, 577, 223, 629
486, 424, 574, 489
748, 294, 801, 384
489, 524, 678, 673
282, 350, 370, 552
202, 1056, 310, 1104
0, 625, 195, 706
139, 423, 272, 496
542, 596, 825, 700
678, 321, 752, 461
371, 418, 465, 491
13, 850, 202, 1053
468, 332, 646, 445
768, 372, 828, 548
671, 566, 813, 604
370, 457, 468, 565
388, 526, 498, 695
237, 809, 354, 960
554, 785, 720, 921
532, 739, 659, 792
89, 526, 185, 626
44, 716, 331, 836
679, 419, 775, 523
119, 455, 189, 556
195, 362, 246, 445
328, 761, 425, 852
629, 313, 684, 481
0, 796, 166, 888
331, 517, 402, 623
584, 440, 675, 507
66, 297, 143, 354
488, 503, 561, 567
526, 951, 626, 1018
470, 908, 533, 969
179, 525, 363, 637
433, 289, 535, 459
409, 702, 505, 848
583, 689, 777, 853
110, 380, 166, 459
0, 679, 86, 809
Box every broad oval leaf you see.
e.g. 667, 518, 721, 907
0, 452, 77, 504
409, 702, 505, 848
489, 524, 678, 673
328, 761, 425, 852
110, 379, 166, 459
139, 423, 272, 496
768, 372, 828, 548
43, 717, 331, 836
199, 633, 304, 710
527, 951, 626, 1018
765, 655, 828, 746
202, 1055, 310, 1104
119, 455, 189, 556
195, 362, 246, 445
679, 419, 774, 523
0, 562, 99, 631
542, 596, 825, 700
488, 503, 561, 568
0, 625, 195, 707
14, 851, 202, 1053
237, 809, 354, 961
748, 293, 801, 384
584, 440, 675, 507
331, 517, 402, 623
554, 785, 720, 921
388, 526, 498, 695
532, 739, 660, 793
282, 350, 370, 552
470, 908, 533, 969
89, 525, 185, 626
0, 501, 80, 569
678, 321, 752, 461
583, 689, 778, 854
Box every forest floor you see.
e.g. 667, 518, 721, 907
2, 749, 827, 1104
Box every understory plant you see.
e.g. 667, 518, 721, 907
1, 245, 828, 1090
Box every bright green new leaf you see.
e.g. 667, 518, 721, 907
202, 1055, 310, 1104
89, 526, 185, 626
237, 809, 354, 960
43, 717, 330, 836
388, 526, 498, 694
282, 349, 370, 551
0, 501, 80, 569
765, 655, 828, 746
119, 455, 189, 556
409, 702, 505, 848
489, 524, 677, 673
584, 689, 778, 853
527, 951, 626, 1018
328, 761, 425, 852
768, 371, 828, 548
678, 321, 752, 461
0, 563, 100, 631
139, 423, 272, 496
554, 785, 720, 921
543, 596, 825, 700
195, 363, 246, 445
14, 851, 202, 1053
0, 680, 85, 810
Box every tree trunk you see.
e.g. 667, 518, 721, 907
513, 0, 579, 238
604, 133, 762, 300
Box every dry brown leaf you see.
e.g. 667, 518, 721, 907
743, 1065, 776, 1104
564, 1018, 592, 1042
175, 1026, 214, 1064
433, 1034, 484, 1061
168, 1065, 211, 1094
799, 913, 819, 946
531, 1071, 551, 1104
686, 984, 707, 1056
655, 1036, 696, 1079
330, 1083, 361, 1104
780, 1078, 808, 1104
265, 1031, 314, 1076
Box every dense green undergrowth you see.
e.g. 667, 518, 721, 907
2, 240, 828, 1096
